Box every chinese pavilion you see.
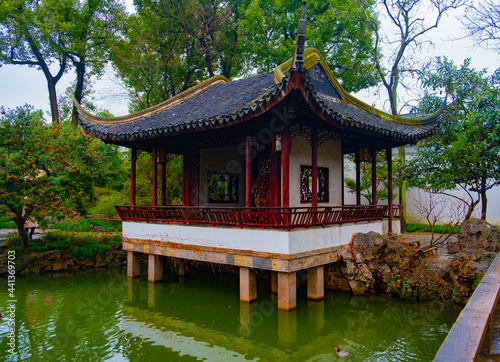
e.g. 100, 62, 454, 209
74, 3, 441, 310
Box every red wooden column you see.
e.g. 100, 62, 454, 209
387, 148, 394, 233
282, 126, 291, 228
245, 135, 252, 208
130, 148, 137, 206
371, 149, 377, 205
355, 151, 361, 205
152, 148, 158, 206
282, 126, 291, 209
311, 127, 318, 208
160, 152, 167, 206
182, 151, 191, 207
270, 146, 281, 208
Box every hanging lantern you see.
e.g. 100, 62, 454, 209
274, 134, 282, 152
356, 148, 371, 162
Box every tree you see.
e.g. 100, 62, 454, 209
344, 152, 398, 203
0, 0, 124, 125
0, 0, 68, 124
404, 58, 500, 220
134, 152, 183, 206
112, 0, 243, 111
237, 0, 379, 92
364, 0, 464, 230
0, 105, 116, 248
462, 0, 500, 51
59, 0, 125, 126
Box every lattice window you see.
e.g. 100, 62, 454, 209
207, 171, 239, 203
290, 124, 311, 144
317, 129, 342, 146
300, 166, 329, 203
190, 148, 199, 206
258, 155, 270, 207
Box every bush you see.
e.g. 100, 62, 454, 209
33, 230, 121, 258
72, 242, 113, 259
406, 223, 460, 234
50, 218, 121, 232
0, 216, 16, 229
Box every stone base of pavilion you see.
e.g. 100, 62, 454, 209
122, 220, 389, 311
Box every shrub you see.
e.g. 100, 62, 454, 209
50, 218, 121, 232
35, 230, 121, 258
406, 223, 460, 234
72, 241, 113, 259
0, 216, 16, 228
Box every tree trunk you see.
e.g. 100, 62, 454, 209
47, 74, 61, 125
14, 218, 29, 249
72, 59, 86, 127
480, 171, 488, 220
480, 191, 487, 220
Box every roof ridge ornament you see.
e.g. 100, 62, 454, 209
292, 2, 307, 70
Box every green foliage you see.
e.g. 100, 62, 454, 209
114, 0, 378, 110
113, 0, 241, 110
404, 58, 500, 220
344, 152, 398, 203
0, 0, 125, 124
0, 105, 118, 248
89, 187, 128, 217
237, 0, 378, 92
72, 242, 113, 260
472, 272, 485, 290
135, 152, 183, 205
50, 218, 121, 232
406, 223, 460, 234
32, 230, 120, 259
0, 216, 16, 228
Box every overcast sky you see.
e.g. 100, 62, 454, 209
0, 2, 499, 119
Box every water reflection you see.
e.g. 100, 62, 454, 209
0, 268, 461, 361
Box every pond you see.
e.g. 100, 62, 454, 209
0, 267, 461, 361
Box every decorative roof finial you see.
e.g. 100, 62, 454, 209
293, 2, 307, 70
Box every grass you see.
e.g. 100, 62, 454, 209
6, 230, 121, 259
0, 216, 121, 232
0, 216, 16, 229
50, 218, 121, 232
406, 223, 460, 234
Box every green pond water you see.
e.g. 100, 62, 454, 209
0, 267, 462, 361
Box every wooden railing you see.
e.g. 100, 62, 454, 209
115, 205, 401, 230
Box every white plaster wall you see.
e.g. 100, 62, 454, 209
344, 148, 500, 226
405, 145, 500, 226
289, 135, 342, 207
123, 221, 383, 255
199, 145, 245, 207
382, 219, 401, 235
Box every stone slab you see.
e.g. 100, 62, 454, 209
435, 253, 500, 361
123, 239, 341, 272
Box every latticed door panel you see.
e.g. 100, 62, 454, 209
258, 150, 270, 207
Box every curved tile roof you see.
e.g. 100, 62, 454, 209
75, 49, 441, 143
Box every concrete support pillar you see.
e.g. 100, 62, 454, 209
278, 272, 296, 311
240, 267, 257, 303
307, 266, 324, 300
271, 272, 278, 294
148, 254, 163, 283
127, 251, 140, 278
178, 258, 186, 277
